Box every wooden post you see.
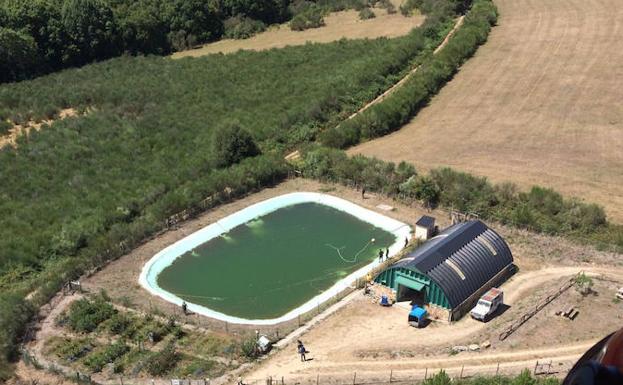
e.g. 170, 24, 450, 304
496, 362, 500, 376
424, 368, 428, 380
389, 370, 393, 383
460, 365, 464, 379
534, 361, 539, 375
316, 374, 319, 385
281, 376, 284, 385
353, 372, 357, 385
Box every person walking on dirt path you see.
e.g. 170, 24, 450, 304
385, 247, 389, 260
378, 249, 384, 262
297, 340, 307, 362
182, 301, 188, 315
362, 187, 366, 199
404, 237, 409, 248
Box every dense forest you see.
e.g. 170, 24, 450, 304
0, 0, 435, 83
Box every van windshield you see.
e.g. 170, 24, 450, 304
478, 300, 490, 307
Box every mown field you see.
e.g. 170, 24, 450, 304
173, 0, 423, 57
350, 0, 623, 222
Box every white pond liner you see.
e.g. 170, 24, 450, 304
139, 192, 411, 325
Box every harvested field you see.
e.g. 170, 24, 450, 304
173, 2, 423, 58
350, 0, 623, 222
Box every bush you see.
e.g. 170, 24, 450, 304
224, 17, 266, 39
290, 6, 325, 31
144, 343, 178, 376
0, 119, 11, 136
239, 336, 259, 359
83, 342, 129, 372
65, 297, 116, 333
358, 7, 376, 19
211, 123, 260, 168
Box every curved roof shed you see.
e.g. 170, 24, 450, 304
377, 220, 513, 317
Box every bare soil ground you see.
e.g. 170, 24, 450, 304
76, 178, 623, 383
349, 0, 623, 222
0, 108, 80, 149
173, 2, 423, 58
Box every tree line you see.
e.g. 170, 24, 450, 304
297, 145, 623, 250
0, 0, 432, 83
320, 0, 498, 148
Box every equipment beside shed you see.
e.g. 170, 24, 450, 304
408, 306, 428, 328
415, 216, 436, 241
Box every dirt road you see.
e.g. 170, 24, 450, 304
349, 0, 623, 222
244, 266, 622, 383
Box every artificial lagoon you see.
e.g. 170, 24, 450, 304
139, 193, 410, 324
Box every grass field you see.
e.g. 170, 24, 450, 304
350, 0, 623, 222
173, 1, 423, 58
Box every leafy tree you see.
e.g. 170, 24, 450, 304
164, 0, 223, 49
0, 28, 38, 83
61, 0, 118, 66
223, 0, 289, 24
113, 0, 169, 54
211, 123, 260, 168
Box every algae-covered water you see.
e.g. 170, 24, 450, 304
157, 202, 396, 319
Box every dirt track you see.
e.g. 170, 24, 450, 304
243, 266, 622, 383
350, 0, 623, 222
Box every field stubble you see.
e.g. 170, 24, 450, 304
350, 0, 623, 222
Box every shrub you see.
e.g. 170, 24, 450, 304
290, 6, 325, 31
224, 17, 266, 39
239, 336, 259, 359
0, 119, 11, 135
65, 297, 116, 333
211, 123, 260, 168
144, 343, 178, 376
83, 342, 129, 372
358, 7, 376, 19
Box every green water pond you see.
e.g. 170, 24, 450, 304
157, 202, 396, 319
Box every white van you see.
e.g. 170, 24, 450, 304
471, 288, 503, 322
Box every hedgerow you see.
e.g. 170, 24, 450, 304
320, 0, 498, 148
298, 146, 623, 251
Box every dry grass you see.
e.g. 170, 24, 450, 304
349, 0, 623, 222
173, 1, 423, 58
0, 108, 81, 149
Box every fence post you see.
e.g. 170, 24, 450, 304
496, 362, 500, 376
460, 365, 464, 379
353, 372, 357, 385
389, 370, 393, 383
316, 374, 319, 385
281, 376, 284, 385
424, 368, 428, 380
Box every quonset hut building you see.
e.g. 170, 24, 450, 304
375, 220, 514, 321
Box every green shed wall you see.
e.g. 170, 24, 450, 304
375, 267, 451, 309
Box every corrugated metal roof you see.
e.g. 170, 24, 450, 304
392, 220, 513, 308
